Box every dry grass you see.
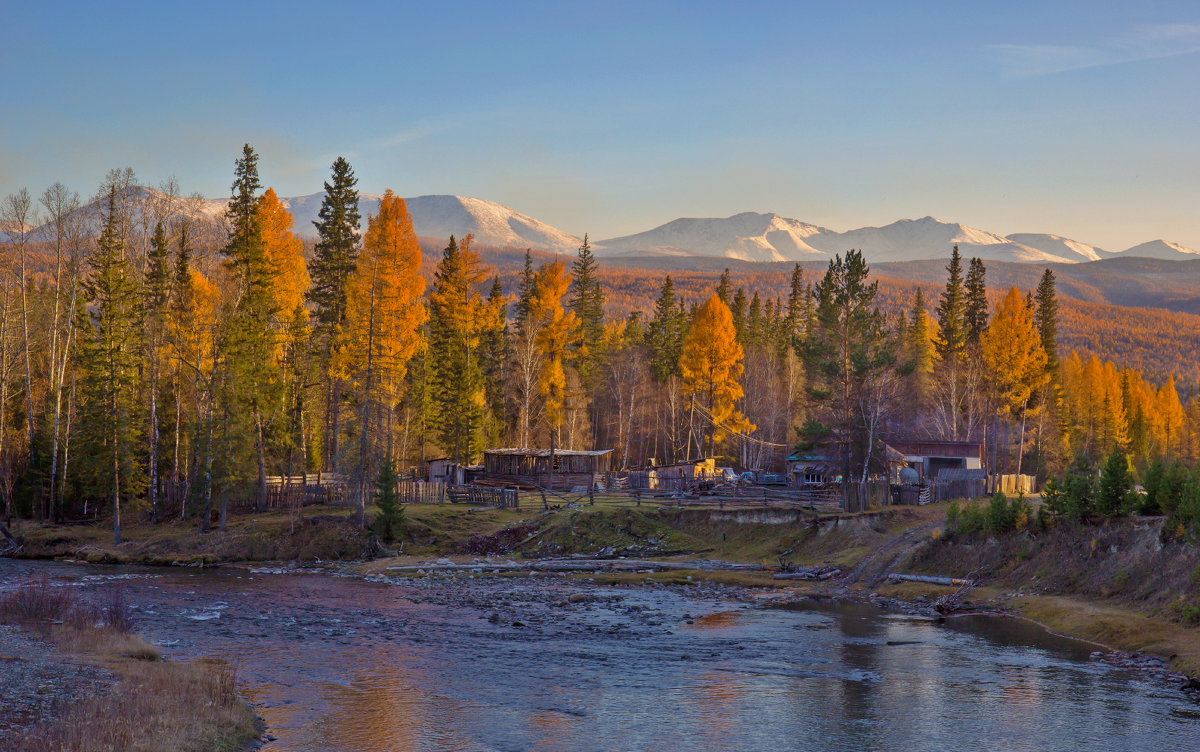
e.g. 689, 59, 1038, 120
1013, 595, 1200, 678
1, 576, 258, 751
16, 657, 257, 752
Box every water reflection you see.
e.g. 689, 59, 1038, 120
2, 560, 1196, 751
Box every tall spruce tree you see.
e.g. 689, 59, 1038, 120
308, 157, 361, 470
648, 275, 683, 383
805, 250, 900, 484
936, 246, 966, 361
309, 157, 362, 329
569, 235, 605, 369
144, 222, 172, 523
428, 236, 495, 463
964, 257, 988, 346
515, 249, 536, 327
1034, 268, 1059, 373
78, 190, 145, 544
221, 144, 277, 513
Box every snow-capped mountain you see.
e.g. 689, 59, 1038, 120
1003, 233, 1105, 263
600, 213, 1080, 264
20, 186, 1199, 265
1112, 239, 1200, 260
801, 216, 1074, 264
598, 212, 828, 262
85, 189, 585, 254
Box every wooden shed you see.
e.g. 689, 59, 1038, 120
481, 448, 613, 490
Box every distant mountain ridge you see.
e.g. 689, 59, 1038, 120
18, 187, 1197, 265
599, 212, 1198, 265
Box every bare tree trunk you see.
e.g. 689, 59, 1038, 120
59, 375, 75, 517
112, 409, 122, 545
357, 257, 379, 527
255, 406, 267, 513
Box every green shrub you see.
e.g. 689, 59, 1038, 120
371, 464, 406, 543
1097, 447, 1137, 518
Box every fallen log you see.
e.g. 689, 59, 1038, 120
773, 566, 841, 581
887, 573, 974, 587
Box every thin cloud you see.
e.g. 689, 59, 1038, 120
988, 22, 1200, 77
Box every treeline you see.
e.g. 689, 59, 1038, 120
3, 148, 1200, 543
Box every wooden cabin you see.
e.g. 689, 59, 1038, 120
481, 448, 613, 490
787, 443, 907, 487
889, 440, 983, 484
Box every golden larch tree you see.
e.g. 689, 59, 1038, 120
343, 190, 427, 502
257, 188, 310, 323
981, 286, 1048, 476
679, 294, 754, 456
530, 259, 581, 445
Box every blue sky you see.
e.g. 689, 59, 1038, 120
2, 1, 1197, 250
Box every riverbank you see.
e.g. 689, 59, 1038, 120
6, 499, 1200, 683
0, 577, 260, 751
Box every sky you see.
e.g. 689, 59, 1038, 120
1, 0, 1198, 251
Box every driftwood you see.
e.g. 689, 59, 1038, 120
887, 573, 974, 587
773, 566, 841, 581
0, 520, 18, 554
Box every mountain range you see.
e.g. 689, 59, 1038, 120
12, 188, 1198, 265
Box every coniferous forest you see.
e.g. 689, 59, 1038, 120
3, 148, 1200, 542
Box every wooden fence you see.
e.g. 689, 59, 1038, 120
263, 473, 349, 508
995, 474, 1037, 495
398, 480, 446, 504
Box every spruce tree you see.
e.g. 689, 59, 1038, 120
428, 236, 492, 463
805, 250, 898, 483
964, 257, 988, 346
716, 268, 731, 305
308, 157, 361, 471
648, 275, 683, 383
79, 190, 145, 544
371, 462, 405, 543
1034, 268, 1059, 373
221, 144, 277, 513
730, 288, 748, 342
308, 157, 362, 330
515, 249, 536, 327
144, 222, 171, 523
569, 234, 605, 382
936, 245, 966, 361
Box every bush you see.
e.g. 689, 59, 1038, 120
987, 492, 1014, 535
371, 463, 406, 544
1043, 454, 1098, 523
1097, 447, 1137, 517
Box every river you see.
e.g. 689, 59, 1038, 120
3, 558, 1198, 751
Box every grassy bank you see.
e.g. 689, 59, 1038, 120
900, 513, 1200, 678
0, 577, 259, 751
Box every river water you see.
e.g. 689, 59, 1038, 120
4, 559, 1198, 751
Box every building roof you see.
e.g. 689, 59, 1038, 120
484, 448, 613, 457
890, 440, 983, 458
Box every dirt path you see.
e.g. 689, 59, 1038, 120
841, 520, 942, 587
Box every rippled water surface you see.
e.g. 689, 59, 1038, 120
5, 559, 1198, 751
